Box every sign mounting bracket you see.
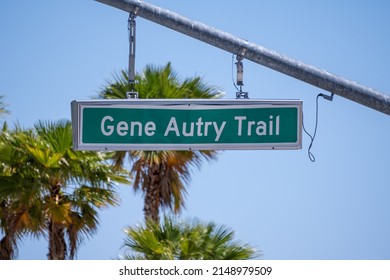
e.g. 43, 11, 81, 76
127, 9, 138, 98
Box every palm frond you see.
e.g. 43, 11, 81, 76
0, 96, 10, 116
34, 120, 73, 154
72, 185, 119, 208
120, 216, 259, 260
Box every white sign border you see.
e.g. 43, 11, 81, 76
71, 99, 303, 151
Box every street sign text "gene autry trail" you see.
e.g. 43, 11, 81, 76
71, 99, 302, 151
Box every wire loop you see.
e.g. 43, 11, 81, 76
302, 93, 333, 162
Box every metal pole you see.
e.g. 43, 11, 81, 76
95, 0, 390, 115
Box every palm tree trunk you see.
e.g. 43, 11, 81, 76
47, 183, 67, 260
0, 236, 14, 260
0, 201, 16, 260
47, 220, 66, 260
143, 163, 162, 223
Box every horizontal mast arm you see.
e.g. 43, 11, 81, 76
95, 0, 390, 115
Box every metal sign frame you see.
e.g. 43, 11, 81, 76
71, 99, 302, 151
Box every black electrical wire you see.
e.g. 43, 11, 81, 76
302, 93, 322, 162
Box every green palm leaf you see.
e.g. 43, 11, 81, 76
120, 216, 259, 260
0, 96, 9, 117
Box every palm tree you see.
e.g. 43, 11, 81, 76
0, 95, 9, 117
0, 127, 36, 260
99, 63, 221, 223
0, 121, 128, 259
120, 216, 259, 260
0, 95, 9, 132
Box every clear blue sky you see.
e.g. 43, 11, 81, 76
1, 0, 389, 260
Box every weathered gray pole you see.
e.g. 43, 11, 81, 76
95, 0, 390, 115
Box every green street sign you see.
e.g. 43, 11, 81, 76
71, 99, 302, 151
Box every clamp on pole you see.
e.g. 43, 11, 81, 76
127, 11, 139, 98
235, 54, 248, 99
